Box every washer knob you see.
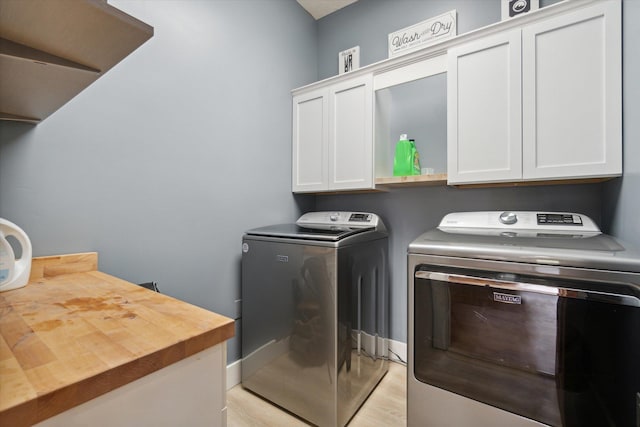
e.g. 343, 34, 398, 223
330, 213, 339, 222
499, 211, 518, 225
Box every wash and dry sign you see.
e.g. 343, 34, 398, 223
388, 10, 457, 58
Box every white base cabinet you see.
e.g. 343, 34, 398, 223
448, 0, 621, 185
35, 344, 227, 427
292, 74, 373, 193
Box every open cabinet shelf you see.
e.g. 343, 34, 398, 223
0, 0, 153, 124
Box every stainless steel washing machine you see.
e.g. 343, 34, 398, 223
408, 211, 640, 427
241, 211, 389, 427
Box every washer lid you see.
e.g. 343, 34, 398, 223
244, 223, 373, 242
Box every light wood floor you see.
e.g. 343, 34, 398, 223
227, 361, 407, 426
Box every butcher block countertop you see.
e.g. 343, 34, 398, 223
0, 253, 235, 427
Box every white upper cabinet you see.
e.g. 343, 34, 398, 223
448, 0, 621, 185
292, 74, 373, 193
292, 0, 621, 191
447, 30, 522, 184
522, 1, 622, 180
292, 87, 328, 193
328, 75, 373, 191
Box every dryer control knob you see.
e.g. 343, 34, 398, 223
330, 213, 339, 222
499, 211, 518, 225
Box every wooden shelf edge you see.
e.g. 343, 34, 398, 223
305, 187, 388, 195
303, 175, 615, 193
0, 112, 41, 124
375, 174, 448, 187
0, 38, 100, 73
88, 0, 154, 36
452, 176, 618, 188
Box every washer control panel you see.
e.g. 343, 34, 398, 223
297, 211, 381, 229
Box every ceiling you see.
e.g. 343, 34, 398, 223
296, 0, 358, 20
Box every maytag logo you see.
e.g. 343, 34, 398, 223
276, 255, 289, 263
493, 292, 522, 304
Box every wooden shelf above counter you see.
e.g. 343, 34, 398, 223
0, 0, 153, 123
375, 173, 448, 188
0, 253, 234, 427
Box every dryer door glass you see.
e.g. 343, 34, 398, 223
413, 267, 640, 427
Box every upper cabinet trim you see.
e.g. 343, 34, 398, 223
292, 0, 612, 95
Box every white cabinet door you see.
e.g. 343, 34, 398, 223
522, 0, 621, 180
328, 74, 373, 190
292, 87, 328, 192
447, 30, 522, 184
292, 75, 373, 193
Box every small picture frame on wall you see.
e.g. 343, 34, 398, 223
501, 0, 539, 20
339, 46, 360, 75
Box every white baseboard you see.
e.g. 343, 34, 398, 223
226, 338, 407, 390
226, 359, 241, 390
387, 338, 407, 364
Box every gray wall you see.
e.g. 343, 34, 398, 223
317, 0, 501, 80
317, 0, 563, 80
314, 0, 625, 343
0, 0, 317, 362
0, 0, 635, 359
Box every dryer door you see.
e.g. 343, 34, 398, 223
414, 267, 640, 427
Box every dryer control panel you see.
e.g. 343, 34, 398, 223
438, 211, 601, 236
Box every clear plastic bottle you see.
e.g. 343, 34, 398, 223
0, 218, 32, 292
0, 231, 14, 285
410, 139, 421, 175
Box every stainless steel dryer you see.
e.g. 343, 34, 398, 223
241, 211, 389, 427
408, 211, 640, 427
